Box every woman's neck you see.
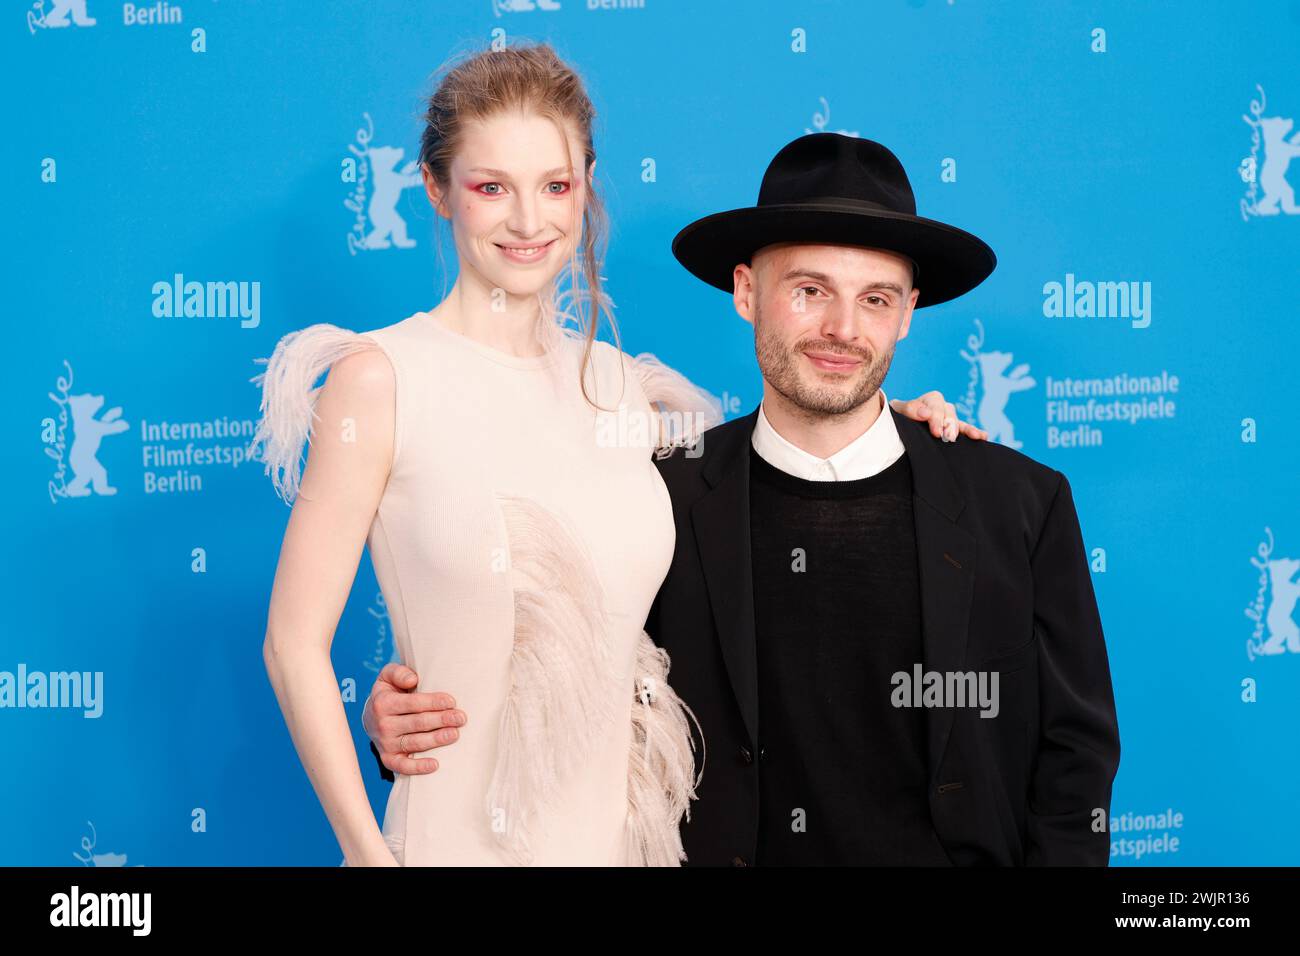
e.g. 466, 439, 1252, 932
429, 277, 548, 358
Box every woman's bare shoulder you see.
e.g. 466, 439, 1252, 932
248, 322, 399, 504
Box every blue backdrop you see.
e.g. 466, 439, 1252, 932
7, 0, 1299, 866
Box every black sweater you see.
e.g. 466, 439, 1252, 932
748, 445, 952, 865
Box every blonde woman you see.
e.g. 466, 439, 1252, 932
252, 42, 980, 866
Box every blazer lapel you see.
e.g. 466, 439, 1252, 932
891, 407, 977, 779
691, 408, 762, 750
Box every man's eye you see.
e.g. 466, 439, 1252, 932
798, 286, 821, 297
866, 295, 889, 306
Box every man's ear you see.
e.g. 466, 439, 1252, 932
734, 263, 756, 326
423, 164, 451, 220
896, 286, 920, 342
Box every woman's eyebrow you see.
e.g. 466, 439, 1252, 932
469, 166, 572, 179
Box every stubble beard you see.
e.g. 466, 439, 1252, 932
753, 301, 895, 420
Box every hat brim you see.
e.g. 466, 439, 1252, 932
671, 203, 996, 309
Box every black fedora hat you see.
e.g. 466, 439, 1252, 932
671, 133, 996, 309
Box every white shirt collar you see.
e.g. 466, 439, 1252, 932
750, 388, 906, 481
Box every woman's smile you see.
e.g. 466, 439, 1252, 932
494, 238, 557, 264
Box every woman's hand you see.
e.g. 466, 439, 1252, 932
890, 390, 987, 443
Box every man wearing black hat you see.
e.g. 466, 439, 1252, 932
362, 133, 1121, 866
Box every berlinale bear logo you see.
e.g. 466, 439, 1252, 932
45, 360, 131, 504
1241, 84, 1300, 220
28, 0, 97, 32
956, 320, 1036, 451
343, 114, 424, 255
1246, 528, 1300, 660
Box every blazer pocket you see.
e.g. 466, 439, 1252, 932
977, 635, 1038, 676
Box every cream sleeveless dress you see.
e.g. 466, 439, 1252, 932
249, 308, 721, 866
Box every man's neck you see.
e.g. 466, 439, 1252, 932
760, 387, 885, 459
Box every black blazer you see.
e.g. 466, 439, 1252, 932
645, 405, 1121, 866
368, 404, 1121, 866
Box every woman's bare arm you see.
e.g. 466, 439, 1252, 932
261, 346, 398, 867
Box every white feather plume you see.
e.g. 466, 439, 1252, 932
488, 493, 702, 866
247, 323, 382, 505
628, 353, 725, 458
625, 631, 705, 866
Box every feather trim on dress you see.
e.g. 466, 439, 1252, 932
625, 631, 705, 866
628, 354, 725, 459
487, 493, 623, 865
488, 494, 703, 866
247, 323, 382, 505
